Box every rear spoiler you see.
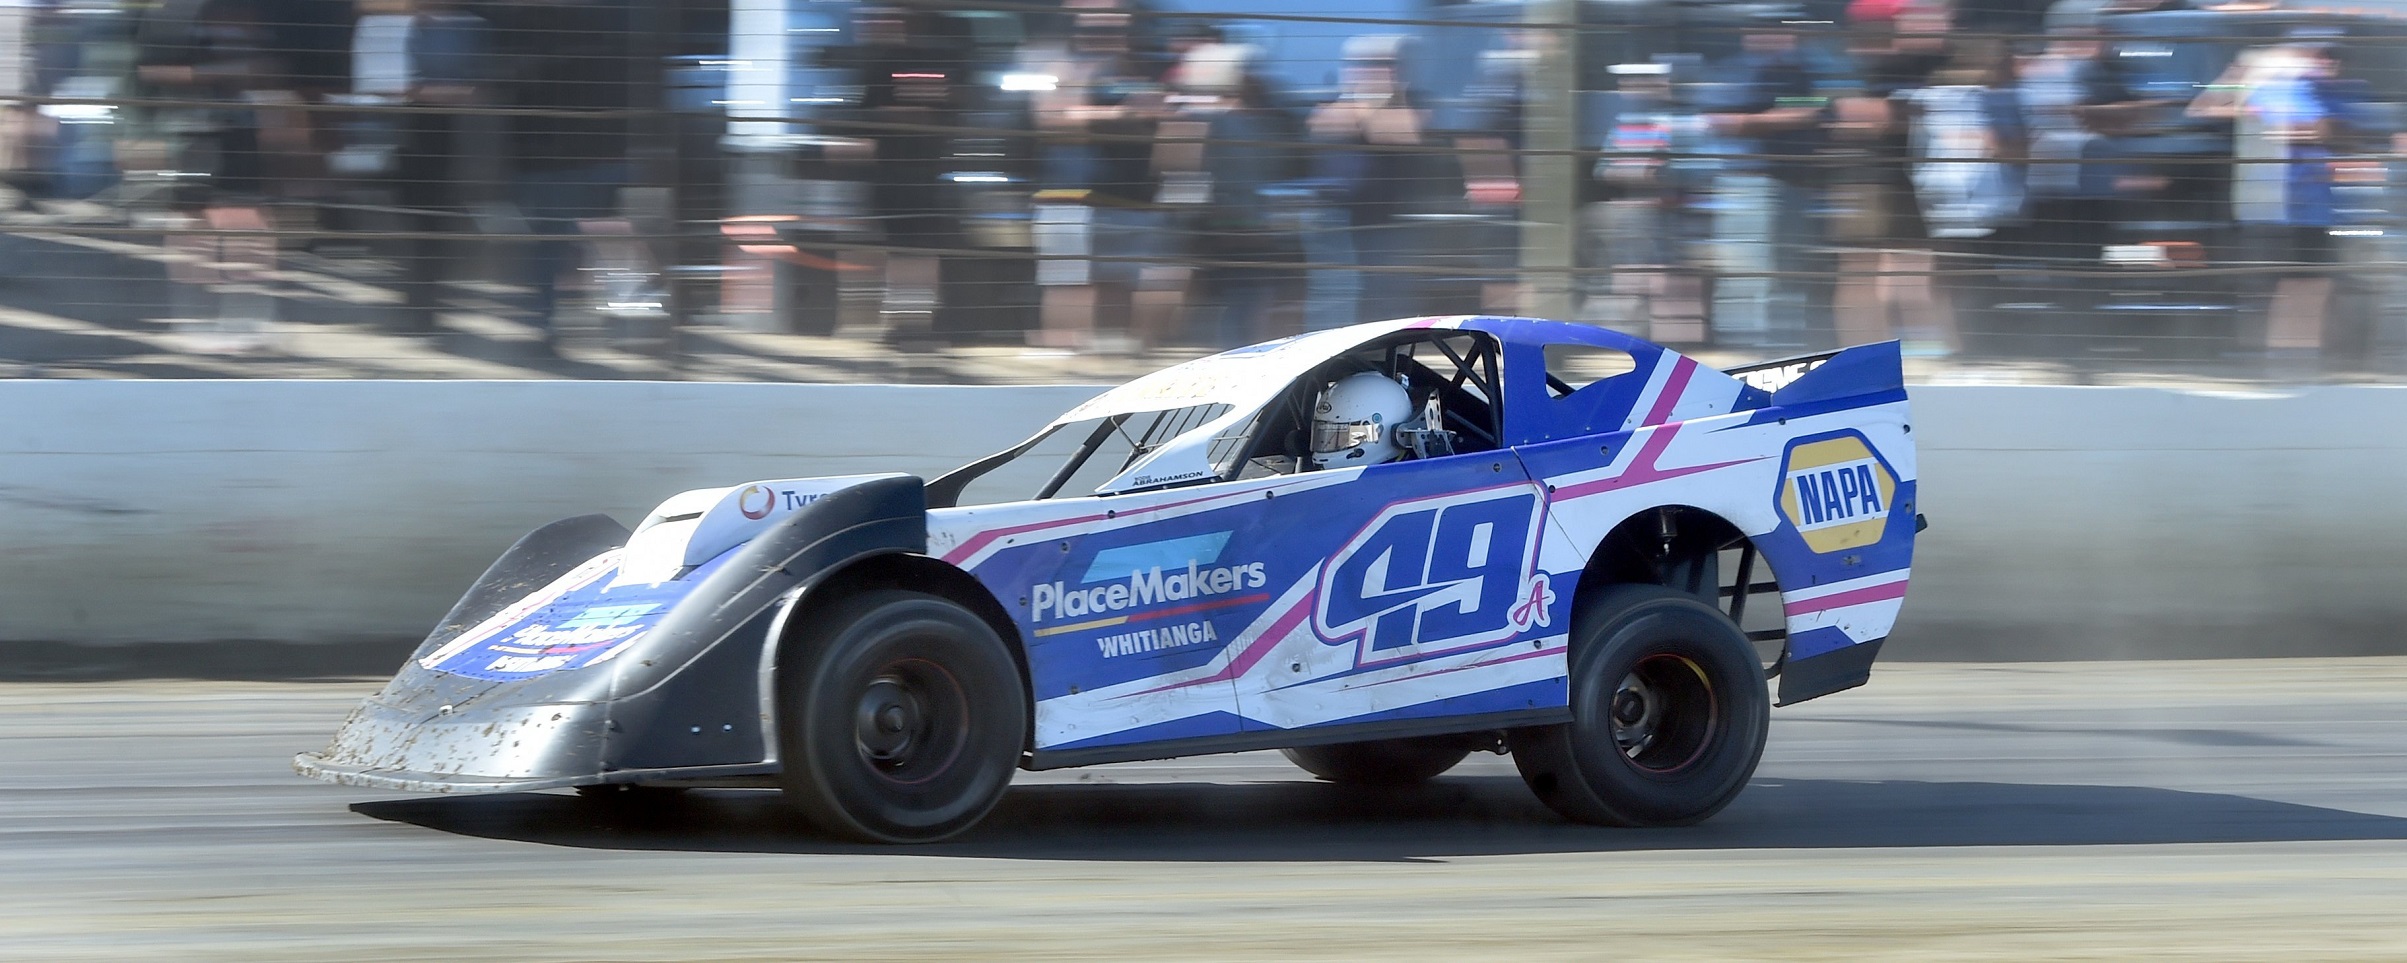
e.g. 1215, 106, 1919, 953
1724, 341, 1904, 407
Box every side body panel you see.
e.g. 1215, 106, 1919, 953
929, 453, 1576, 753
929, 326, 1916, 757
1513, 343, 1917, 692
1522, 398, 1918, 650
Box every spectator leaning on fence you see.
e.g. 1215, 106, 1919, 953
1906, 40, 2027, 333
132, 0, 289, 341
486, 0, 648, 352
2011, 21, 2117, 267
2189, 29, 2359, 367
1306, 34, 1438, 329
1596, 58, 1713, 345
1164, 41, 1302, 349
1027, 0, 1175, 351
1700, 9, 1833, 349
840, 5, 974, 350
1828, 0, 1959, 357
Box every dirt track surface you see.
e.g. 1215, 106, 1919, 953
6, 658, 2406, 961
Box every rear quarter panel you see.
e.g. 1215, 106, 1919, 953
1519, 353, 1917, 666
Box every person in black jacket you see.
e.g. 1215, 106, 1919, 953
1701, 13, 1833, 348
1165, 42, 1303, 347
1305, 34, 1438, 329
479, 0, 652, 348
1027, 0, 1175, 350
1828, 0, 1956, 354
134, 0, 286, 342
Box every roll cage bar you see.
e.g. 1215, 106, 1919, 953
927, 330, 1509, 509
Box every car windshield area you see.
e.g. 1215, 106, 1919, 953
925, 330, 1505, 509
926, 403, 1235, 508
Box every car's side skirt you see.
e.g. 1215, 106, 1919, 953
293, 755, 781, 794
1021, 706, 1573, 771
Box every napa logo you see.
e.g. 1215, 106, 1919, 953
1778, 432, 1898, 553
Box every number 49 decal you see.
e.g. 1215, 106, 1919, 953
1314, 485, 1553, 667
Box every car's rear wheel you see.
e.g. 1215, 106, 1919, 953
1280, 736, 1473, 786
1508, 583, 1768, 827
777, 590, 1027, 843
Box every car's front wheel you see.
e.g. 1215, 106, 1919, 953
777, 590, 1027, 843
1508, 583, 1768, 827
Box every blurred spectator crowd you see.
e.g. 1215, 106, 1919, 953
3, 0, 2406, 374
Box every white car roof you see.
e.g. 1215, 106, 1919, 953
1051, 318, 1466, 494
1051, 318, 1456, 427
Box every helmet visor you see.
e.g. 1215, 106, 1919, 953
1312, 419, 1384, 453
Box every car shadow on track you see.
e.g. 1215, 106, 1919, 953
350, 774, 2407, 862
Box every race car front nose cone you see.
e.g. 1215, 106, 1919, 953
309, 696, 610, 785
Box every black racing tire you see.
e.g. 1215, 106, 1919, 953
777, 590, 1028, 843
1280, 736, 1473, 786
1508, 583, 1769, 827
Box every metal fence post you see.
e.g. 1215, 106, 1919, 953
1517, 0, 1579, 322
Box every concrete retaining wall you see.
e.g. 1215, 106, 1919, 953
4, 380, 2403, 663
0, 381, 1100, 651
1900, 385, 2407, 659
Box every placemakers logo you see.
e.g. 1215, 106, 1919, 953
1027, 531, 1270, 654
1778, 434, 1898, 553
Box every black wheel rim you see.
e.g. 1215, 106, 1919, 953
851, 656, 970, 786
1610, 653, 1717, 774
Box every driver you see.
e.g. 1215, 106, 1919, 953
1310, 372, 1426, 469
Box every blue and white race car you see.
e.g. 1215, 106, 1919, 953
298, 317, 1919, 842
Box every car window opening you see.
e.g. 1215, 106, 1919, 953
929, 331, 1508, 507
1543, 344, 1639, 399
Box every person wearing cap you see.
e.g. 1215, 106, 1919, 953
1596, 58, 1711, 344
1160, 42, 1303, 347
1305, 34, 1440, 328
1700, 9, 1833, 348
1026, 0, 1176, 351
1455, 34, 1539, 316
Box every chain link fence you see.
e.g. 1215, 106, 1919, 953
2, 0, 2404, 382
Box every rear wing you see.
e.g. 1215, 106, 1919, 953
1725, 342, 1904, 407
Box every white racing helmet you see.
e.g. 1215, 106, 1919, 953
1310, 372, 1415, 469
